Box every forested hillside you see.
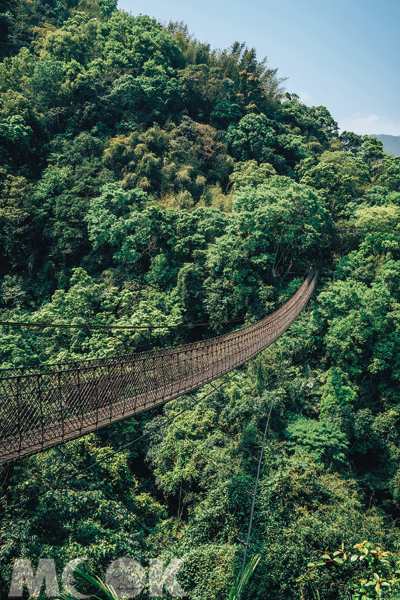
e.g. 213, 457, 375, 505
1, 1, 400, 599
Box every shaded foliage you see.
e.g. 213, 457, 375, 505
1, 3, 400, 600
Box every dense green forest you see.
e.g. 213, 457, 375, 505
1, 1, 400, 598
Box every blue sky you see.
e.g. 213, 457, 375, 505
117, 0, 400, 136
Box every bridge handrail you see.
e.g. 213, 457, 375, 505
0, 271, 314, 380
0, 269, 319, 464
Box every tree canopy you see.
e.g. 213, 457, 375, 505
1, 2, 400, 599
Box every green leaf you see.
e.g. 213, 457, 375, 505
228, 555, 261, 600
351, 555, 359, 561
334, 558, 344, 564
322, 554, 331, 560
73, 569, 119, 600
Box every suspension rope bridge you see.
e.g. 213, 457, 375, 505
0, 269, 319, 465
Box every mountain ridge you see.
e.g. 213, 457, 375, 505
372, 134, 400, 156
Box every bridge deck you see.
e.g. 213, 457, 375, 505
0, 270, 318, 464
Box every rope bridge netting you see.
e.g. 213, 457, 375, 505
0, 269, 319, 464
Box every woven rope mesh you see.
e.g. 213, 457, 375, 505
0, 270, 318, 463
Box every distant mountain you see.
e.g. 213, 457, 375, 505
372, 134, 400, 156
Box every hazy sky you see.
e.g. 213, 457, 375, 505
117, 0, 400, 136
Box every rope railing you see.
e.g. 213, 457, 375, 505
0, 269, 319, 464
